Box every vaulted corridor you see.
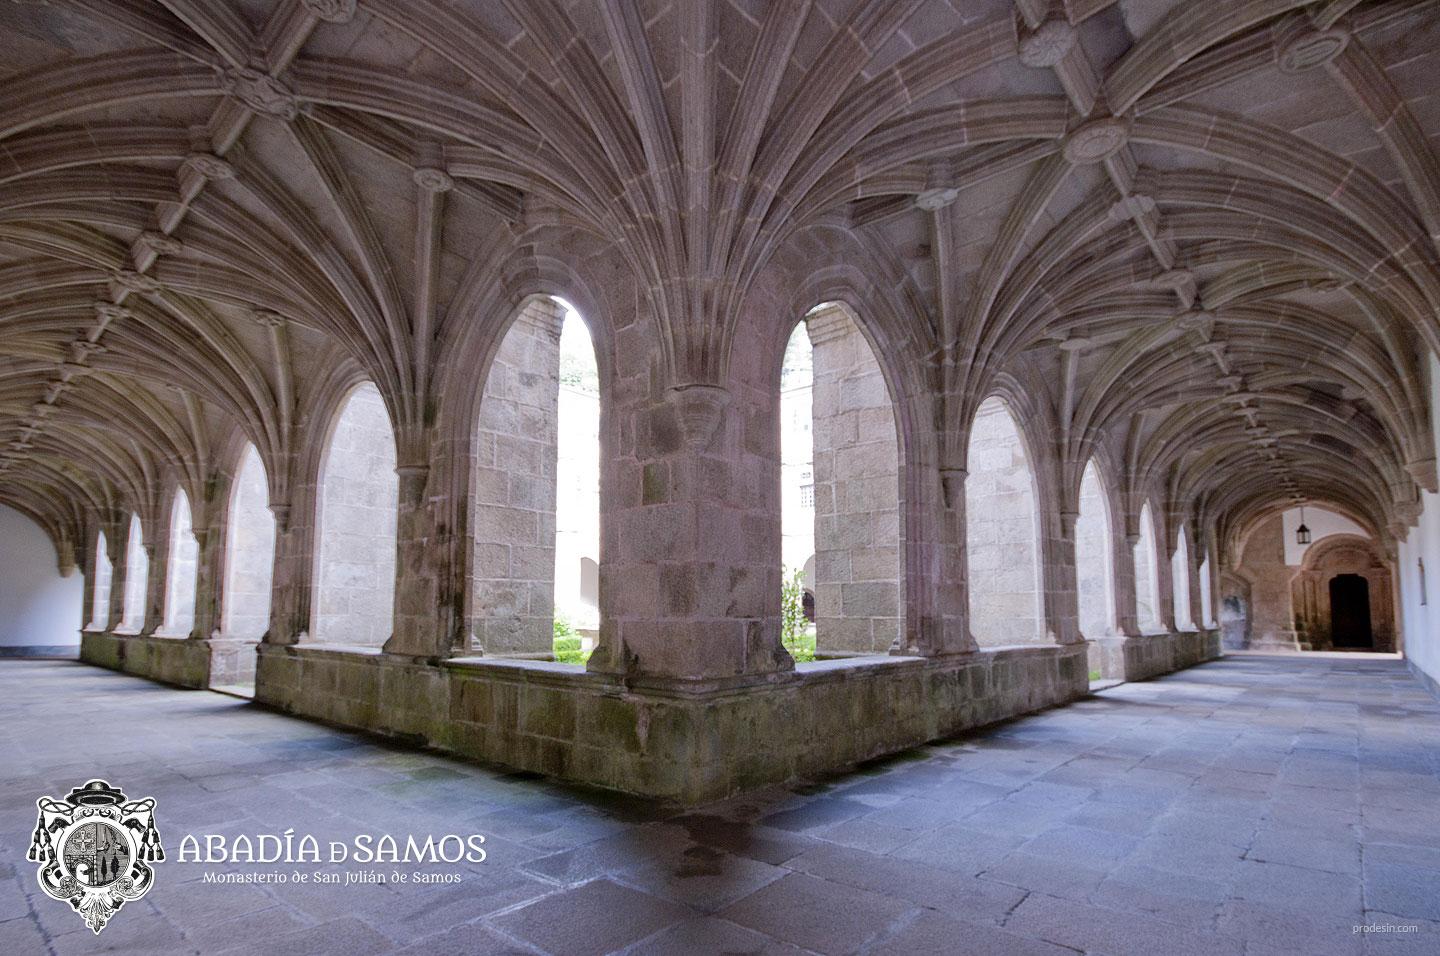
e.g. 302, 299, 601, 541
3, 655, 1437, 955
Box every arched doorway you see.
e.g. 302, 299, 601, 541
1329, 575, 1373, 649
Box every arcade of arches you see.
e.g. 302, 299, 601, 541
4, 0, 1440, 806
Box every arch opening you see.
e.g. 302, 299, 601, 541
470, 296, 600, 664
1135, 503, 1162, 633
779, 304, 904, 661
1172, 525, 1194, 631
1075, 460, 1114, 640
1329, 574, 1373, 649
312, 382, 398, 647
966, 396, 1044, 646
163, 490, 198, 636
219, 443, 275, 693
89, 532, 112, 630
119, 514, 146, 633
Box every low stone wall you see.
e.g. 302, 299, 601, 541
1088, 629, 1223, 683
255, 643, 1089, 804
80, 631, 214, 688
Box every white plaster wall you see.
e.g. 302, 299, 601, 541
1399, 352, 1440, 686
1283, 507, 1368, 566
0, 504, 84, 649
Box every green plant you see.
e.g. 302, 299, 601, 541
552, 613, 590, 664
1088, 669, 1102, 682
781, 567, 814, 662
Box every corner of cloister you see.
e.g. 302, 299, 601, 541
0, 0, 1439, 905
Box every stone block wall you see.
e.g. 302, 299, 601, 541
312, 383, 398, 647
807, 307, 903, 655
966, 398, 1044, 645
1088, 629, 1223, 683
472, 299, 563, 658
254, 643, 1088, 804
88, 534, 112, 629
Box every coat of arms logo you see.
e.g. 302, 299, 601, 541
26, 779, 165, 934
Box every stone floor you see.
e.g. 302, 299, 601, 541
2, 654, 1439, 956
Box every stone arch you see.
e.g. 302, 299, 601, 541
1172, 523, 1195, 631
1290, 533, 1395, 652
1075, 459, 1114, 639
1198, 549, 1215, 628
119, 513, 146, 633
966, 395, 1044, 646
163, 488, 198, 636
779, 301, 905, 657
311, 381, 398, 647
223, 444, 275, 642
468, 294, 602, 659
89, 530, 112, 631
1135, 501, 1162, 633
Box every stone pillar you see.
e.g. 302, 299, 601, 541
588, 380, 791, 684
470, 299, 563, 658
1043, 509, 1082, 644
807, 308, 902, 656
265, 498, 312, 645
1154, 540, 1178, 634
1185, 526, 1205, 632
1113, 531, 1142, 638
384, 426, 467, 660
897, 453, 977, 657
191, 525, 223, 638
80, 529, 101, 631
140, 539, 165, 636
103, 514, 129, 633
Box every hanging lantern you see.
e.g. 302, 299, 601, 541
1296, 504, 1311, 545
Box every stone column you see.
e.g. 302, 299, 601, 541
140, 539, 165, 636
191, 518, 224, 639
1185, 525, 1205, 632
1113, 531, 1142, 638
470, 300, 563, 658
1042, 509, 1083, 644
807, 308, 902, 656
80, 529, 100, 631
265, 497, 312, 645
588, 380, 791, 684
1154, 539, 1178, 634
103, 514, 129, 633
898, 454, 977, 658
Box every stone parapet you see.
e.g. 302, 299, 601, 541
79, 631, 258, 689
253, 642, 1089, 804
1087, 629, 1223, 683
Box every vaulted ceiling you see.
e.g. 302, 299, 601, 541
1, 0, 1437, 565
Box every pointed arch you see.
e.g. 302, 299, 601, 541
164, 489, 198, 635
89, 531, 112, 631
223, 444, 275, 641
1076, 459, 1115, 639
119, 514, 146, 632
1135, 501, 1162, 633
967, 396, 1044, 646
312, 382, 397, 647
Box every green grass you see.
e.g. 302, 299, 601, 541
785, 629, 816, 663
1088, 669, 1102, 682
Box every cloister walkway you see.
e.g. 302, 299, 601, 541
1, 654, 1437, 955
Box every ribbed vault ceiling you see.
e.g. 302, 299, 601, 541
1, 0, 1438, 568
